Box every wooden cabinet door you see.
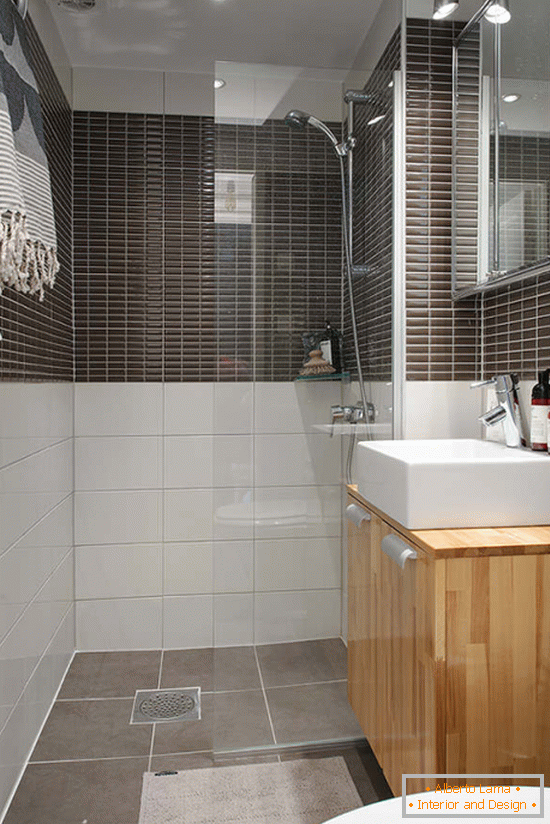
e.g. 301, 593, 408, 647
347, 502, 377, 747
347, 500, 441, 795
445, 554, 550, 780
372, 517, 439, 794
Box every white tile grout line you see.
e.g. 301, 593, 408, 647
252, 645, 278, 754
29, 754, 162, 766
55, 677, 348, 702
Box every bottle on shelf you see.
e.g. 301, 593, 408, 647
530, 369, 550, 451
319, 321, 343, 375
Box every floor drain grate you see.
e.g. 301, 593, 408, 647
131, 688, 201, 724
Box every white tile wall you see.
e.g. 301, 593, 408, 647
163, 595, 213, 649
212, 488, 254, 541
254, 381, 341, 433
164, 489, 214, 542
75, 490, 163, 545
163, 542, 213, 596
404, 381, 482, 440
213, 594, 254, 646
74, 382, 344, 651
0, 439, 73, 556
0, 384, 75, 822
164, 436, 213, 488
75, 437, 162, 490
213, 541, 254, 593
254, 537, 341, 591
213, 383, 253, 434
75, 383, 163, 436
253, 486, 342, 539
164, 383, 214, 435
213, 436, 253, 487
254, 433, 341, 486
75, 544, 163, 600
76, 598, 163, 650
254, 590, 341, 644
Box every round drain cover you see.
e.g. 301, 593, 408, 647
138, 691, 196, 721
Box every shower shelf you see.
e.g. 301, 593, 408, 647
294, 371, 350, 382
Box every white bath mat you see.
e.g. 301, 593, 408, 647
138, 756, 363, 824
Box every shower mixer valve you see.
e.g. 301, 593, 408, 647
330, 402, 375, 436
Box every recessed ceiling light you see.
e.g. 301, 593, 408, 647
502, 93, 520, 103
388, 80, 394, 88
432, 0, 459, 20
368, 114, 385, 126
214, 79, 226, 89
484, 0, 511, 24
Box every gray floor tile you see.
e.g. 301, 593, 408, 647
160, 648, 213, 691
256, 638, 348, 687
160, 646, 261, 692
151, 690, 275, 755
212, 646, 262, 690
266, 681, 364, 744
3, 758, 148, 824
58, 651, 162, 699
30, 700, 152, 761
212, 690, 275, 751
151, 693, 214, 755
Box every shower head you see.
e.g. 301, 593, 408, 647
284, 110, 310, 130
284, 110, 346, 155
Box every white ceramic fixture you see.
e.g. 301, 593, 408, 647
355, 438, 550, 529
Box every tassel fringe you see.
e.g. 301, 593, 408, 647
0, 211, 59, 301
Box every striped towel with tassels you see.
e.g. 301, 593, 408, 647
0, 0, 59, 300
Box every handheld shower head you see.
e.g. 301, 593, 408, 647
284, 110, 349, 155
284, 110, 310, 130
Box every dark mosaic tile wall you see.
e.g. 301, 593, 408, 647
405, 18, 479, 381
345, 27, 400, 383
74, 114, 215, 381
216, 119, 343, 382
482, 137, 550, 379
482, 278, 550, 378
73, 114, 343, 382
0, 14, 73, 382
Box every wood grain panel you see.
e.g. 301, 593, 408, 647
347, 499, 438, 795
488, 556, 513, 772
445, 555, 550, 780
347, 494, 550, 794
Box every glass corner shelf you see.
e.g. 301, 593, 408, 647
294, 371, 350, 382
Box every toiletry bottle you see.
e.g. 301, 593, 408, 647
319, 322, 343, 375
530, 370, 549, 450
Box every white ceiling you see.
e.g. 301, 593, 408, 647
46, 0, 387, 73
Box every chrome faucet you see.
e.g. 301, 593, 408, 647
470, 374, 525, 448
330, 402, 375, 437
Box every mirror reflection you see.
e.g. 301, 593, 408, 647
452, 0, 550, 296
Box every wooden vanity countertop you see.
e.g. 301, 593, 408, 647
347, 485, 550, 558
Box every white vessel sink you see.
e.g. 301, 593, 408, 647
356, 438, 550, 529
